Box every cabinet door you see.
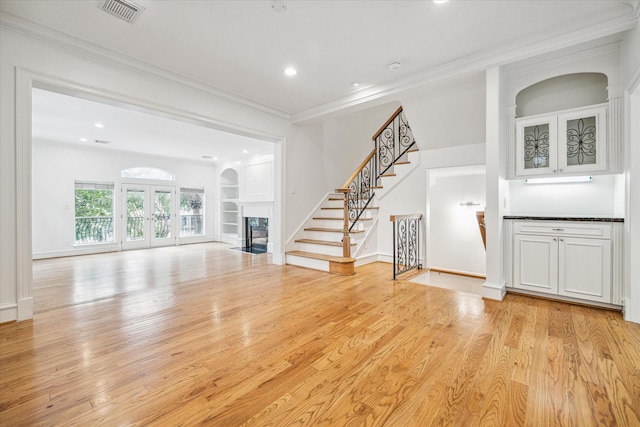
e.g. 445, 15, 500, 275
559, 237, 611, 303
513, 234, 558, 294
557, 105, 607, 173
515, 116, 558, 177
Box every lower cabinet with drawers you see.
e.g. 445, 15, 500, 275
505, 219, 623, 306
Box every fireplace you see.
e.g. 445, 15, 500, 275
243, 217, 268, 254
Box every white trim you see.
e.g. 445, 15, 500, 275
18, 297, 33, 321
16, 68, 33, 316
0, 12, 290, 120
482, 281, 507, 301
354, 254, 380, 267
0, 303, 18, 324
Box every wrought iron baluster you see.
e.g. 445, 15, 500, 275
390, 214, 423, 280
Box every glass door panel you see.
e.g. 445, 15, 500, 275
151, 186, 174, 246
126, 189, 146, 242
121, 184, 175, 250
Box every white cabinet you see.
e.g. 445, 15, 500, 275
515, 104, 607, 178
511, 221, 612, 304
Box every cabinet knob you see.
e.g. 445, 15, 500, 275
553, 238, 557, 241
560, 238, 564, 242
559, 168, 563, 172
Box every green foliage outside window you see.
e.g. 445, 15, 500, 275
75, 189, 113, 217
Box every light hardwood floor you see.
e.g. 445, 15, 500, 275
1, 243, 639, 426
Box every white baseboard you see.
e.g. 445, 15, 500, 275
18, 297, 33, 321
33, 245, 119, 259
0, 302, 18, 323
482, 281, 506, 301
623, 297, 640, 324
354, 254, 381, 266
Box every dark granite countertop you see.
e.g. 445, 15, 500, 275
504, 216, 623, 223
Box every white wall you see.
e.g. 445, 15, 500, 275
507, 175, 625, 217
402, 72, 486, 151
427, 170, 486, 276
32, 140, 218, 257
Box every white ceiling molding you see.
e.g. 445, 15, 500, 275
0, 11, 292, 120
291, 13, 638, 124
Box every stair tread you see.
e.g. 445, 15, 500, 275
394, 161, 410, 165
305, 227, 364, 233
313, 217, 373, 221
380, 173, 396, 177
286, 251, 355, 263
295, 238, 357, 247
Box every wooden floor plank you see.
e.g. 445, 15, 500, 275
0, 242, 638, 426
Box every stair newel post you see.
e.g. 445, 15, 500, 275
336, 187, 351, 258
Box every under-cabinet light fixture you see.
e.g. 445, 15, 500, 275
525, 176, 592, 184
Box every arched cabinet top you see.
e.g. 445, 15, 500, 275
515, 73, 608, 118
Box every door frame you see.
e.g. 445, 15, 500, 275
121, 183, 177, 250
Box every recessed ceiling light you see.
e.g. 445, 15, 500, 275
80, 138, 88, 142
94, 122, 104, 128
242, 149, 249, 154
284, 67, 297, 77
432, 0, 449, 4
213, 157, 218, 161
351, 82, 361, 87
389, 62, 401, 71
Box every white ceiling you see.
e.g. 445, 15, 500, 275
2, 0, 637, 116
31, 88, 275, 163
3, 1, 638, 161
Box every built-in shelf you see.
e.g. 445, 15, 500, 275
221, 169, 240, 236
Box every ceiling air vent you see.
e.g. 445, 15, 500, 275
101, 0, 143, 23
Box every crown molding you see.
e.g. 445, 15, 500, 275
503, 39, 622, 80
292, 13, 639, 124
0, 12, 292, 121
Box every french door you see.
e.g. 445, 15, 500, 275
121, 184, 176, 250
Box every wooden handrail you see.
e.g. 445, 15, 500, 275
390, 214, 423, 222
338, 149, 376, 190
371, 106, 403, 141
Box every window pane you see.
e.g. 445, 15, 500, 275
180, 190, 204, 237
74, 185, 114, 245
121, 167, 174, 181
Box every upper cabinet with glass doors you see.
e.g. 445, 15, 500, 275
515, 103, 607, 178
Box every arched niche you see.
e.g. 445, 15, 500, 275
516, 73, 608, 118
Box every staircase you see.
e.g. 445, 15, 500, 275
285, 106, 418, 275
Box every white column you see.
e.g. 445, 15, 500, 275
625, 85, 640, 323
483, 67, 507, 300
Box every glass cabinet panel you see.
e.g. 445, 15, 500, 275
523, 123, 550, 170
516, 116, 557, 177
558, 105, 607, 173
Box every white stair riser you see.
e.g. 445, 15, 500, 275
302, 231, 365, 244
294, 243, 344, 257
286, 255, 330, 272
303, 231, 344, 242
